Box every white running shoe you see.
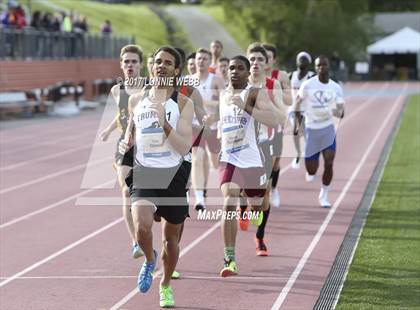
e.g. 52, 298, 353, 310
318, 190, 331, 208
305, 172, 315, 182
291, 157, 300, 170
270, 189, 280, 208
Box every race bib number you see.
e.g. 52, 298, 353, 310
142, 127, 171, 158
222, 125, 249, 153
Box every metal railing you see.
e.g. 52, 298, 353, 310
0, 27, 134, 60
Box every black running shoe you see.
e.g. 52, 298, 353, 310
195, 203, 205, 211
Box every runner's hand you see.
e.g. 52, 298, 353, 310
202, 114, 215, 126
149, 103, 165, 127
100, 129, 111, 141
118, 139, 129, 155
230, 95, 245, 109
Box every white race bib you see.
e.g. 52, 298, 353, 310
142, 127, 171, 158
222, 124, 249, 153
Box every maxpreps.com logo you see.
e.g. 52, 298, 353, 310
197, 209, 261, 221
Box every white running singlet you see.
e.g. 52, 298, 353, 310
133, 92, 183, 167
219, 85, 263, 168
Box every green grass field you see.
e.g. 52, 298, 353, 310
336, 94, 420, 309
199, 5, 251, 50
31, 0, 167, 55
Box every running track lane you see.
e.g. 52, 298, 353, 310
0, 82, 417, 309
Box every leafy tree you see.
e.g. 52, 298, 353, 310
215, 0, 373, 68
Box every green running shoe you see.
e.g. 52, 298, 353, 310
220, 259, 238, 277
250, 211, 263, 226
171, 270, 180, 279
159, 284, 175, 308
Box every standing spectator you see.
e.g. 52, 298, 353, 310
31, 11, 43, 57
101, 19, 112, 57
1, 8, 12, 27
51, 13, 61, 32
14, 5, 26, 29
80, 16, 89, 33
101, 19, 112, 35
61, 12, 72, 32
41, 12, 54, 31
30, 11, 42, 30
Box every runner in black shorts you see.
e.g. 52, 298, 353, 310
119, 46, 194, 308
100, 44, 144, 259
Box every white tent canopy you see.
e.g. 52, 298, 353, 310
367, 27, 420, 54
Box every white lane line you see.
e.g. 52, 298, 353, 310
0, 83, 372, 174
0, 155, 112, 195
4, 161, 293, 289
82, 81, 380, 310
0, 144, 92, 172
0, 180, 115, 229
0, 83, 387, 299
109, 222, 222, 310
0, 275, 288, 281
0, 130, 96, 156
0, 217, 124, 288
270, 86, 407, 310
0, 121, 97, 145
0, 82, 375, 226
109, 161, 296, 310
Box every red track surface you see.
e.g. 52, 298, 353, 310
0, 82, 418, 310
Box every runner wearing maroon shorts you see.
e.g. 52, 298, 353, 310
216, 56, 282, 277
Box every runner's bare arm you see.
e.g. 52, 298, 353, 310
163, 93, 194, 155
190, 87, 206, 127
100, 85, 120, 141
332, 87, 345, 118
206, 75, 224, 109
279, 71, 293, 106
272, 79, 287, 125
294, 95, 304, 134
233, 88, 281, 127
332, 103, 345, 118
118, 92, 142, 154
100, 115, 119, 141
